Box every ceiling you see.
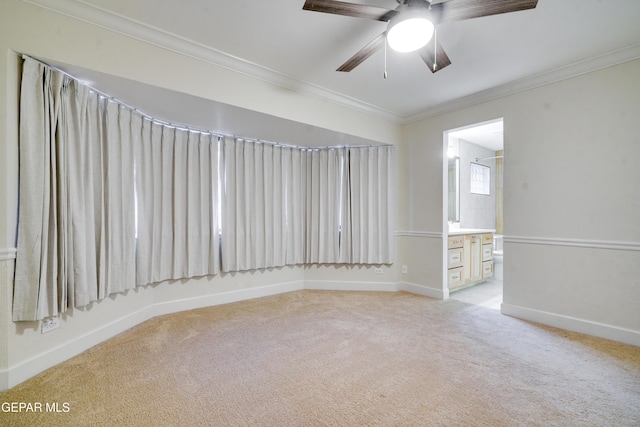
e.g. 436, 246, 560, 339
39, 0, 640, 148
449, 119, 503, 151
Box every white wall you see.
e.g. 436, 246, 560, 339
458, 139, 496, 230
403, 58, 640, 346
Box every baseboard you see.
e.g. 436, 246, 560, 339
153, 281, 305, 316
0, 368, 7, 393
398, 282, 446, 300
304, 280, 398, 292
501, 303, 640, 348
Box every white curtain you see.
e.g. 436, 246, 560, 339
14, 57, 219, 321
346, 146, 395, 264
221, 137, 304, 271
305, 148, 347, 264
286, 148, 306, 265
135, 122, 219, 285
13, 57, 394, 322
14, 58, 137, 321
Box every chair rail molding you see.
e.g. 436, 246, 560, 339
395, 231, 443, 239
504, 235, 640, 252
0, 248, 17, 261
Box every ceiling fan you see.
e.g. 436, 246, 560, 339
302, 0, 539, 73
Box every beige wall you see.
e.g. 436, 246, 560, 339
403, 58, 640, 341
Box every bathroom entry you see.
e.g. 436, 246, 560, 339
443, 119, 504, 308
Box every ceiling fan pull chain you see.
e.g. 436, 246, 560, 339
384, 37, 388, 79
433, 26, 438, 72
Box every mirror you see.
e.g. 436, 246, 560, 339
448, 157, 459, 223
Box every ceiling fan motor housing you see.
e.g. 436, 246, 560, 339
386, 4, 435, 53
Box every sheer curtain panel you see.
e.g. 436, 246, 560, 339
305, 148, 347, 264
346, 146, 395, 264
13, 58, 137, 321
14, 57, 220, 321
134, 122, 219, 285
13, 57, 395, 322
221, 137, 303, 271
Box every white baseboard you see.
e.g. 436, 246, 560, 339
501, 303, 640, 348
304, 280, 398, 292
398, 282, 445, 300
0, 369, 7, 393
153, 281, 304, 316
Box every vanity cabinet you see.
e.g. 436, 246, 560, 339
448, 232, 494, 291
481, 233, 494, 279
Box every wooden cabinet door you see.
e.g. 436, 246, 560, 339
463, 234, 482, 284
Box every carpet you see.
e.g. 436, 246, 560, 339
1, 290, 639, 426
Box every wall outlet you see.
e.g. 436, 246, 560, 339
373, 268, 383, 274
41, 317, 60, 334
402, 265, 408, 274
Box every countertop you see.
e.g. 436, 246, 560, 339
448, 228, 496, 236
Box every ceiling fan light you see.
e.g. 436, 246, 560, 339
387, 13, 434, 53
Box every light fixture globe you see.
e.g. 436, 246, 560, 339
386, 8, 434, 53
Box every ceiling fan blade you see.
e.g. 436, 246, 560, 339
303, 0, 396, 22
417, 38, 451, 73
432, 0, 538, 24
337, 32, 386, 72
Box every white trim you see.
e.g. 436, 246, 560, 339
501, 303, 640, 348
405, 43, 640, 123
395, 231, 443, 239
0, 248, 17, 261
153, 281, 304, 317
504, 235, 640, 252
20, 0, 399, 123
398, 281, 446, 300
304, 280, 397, 293
0, 369, 6, 393
21, 1, 640, 123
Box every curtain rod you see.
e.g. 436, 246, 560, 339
21, 54, 387, 152
22, 54, 219, 135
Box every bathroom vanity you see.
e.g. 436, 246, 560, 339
447, 229, 494, 291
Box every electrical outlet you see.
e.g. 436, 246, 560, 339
374, 268, 383, 274
41, 317, 60, 334
402, 265, 408, 274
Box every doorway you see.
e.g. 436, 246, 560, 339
443, 118, 504, 309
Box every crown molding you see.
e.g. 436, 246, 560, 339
20, 0, 402, 123
20, 0, 640, 126
403, 42, 640, 123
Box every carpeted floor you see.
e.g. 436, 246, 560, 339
1, 290, 639, 426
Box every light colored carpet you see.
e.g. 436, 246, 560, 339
1, 290, 639, 426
